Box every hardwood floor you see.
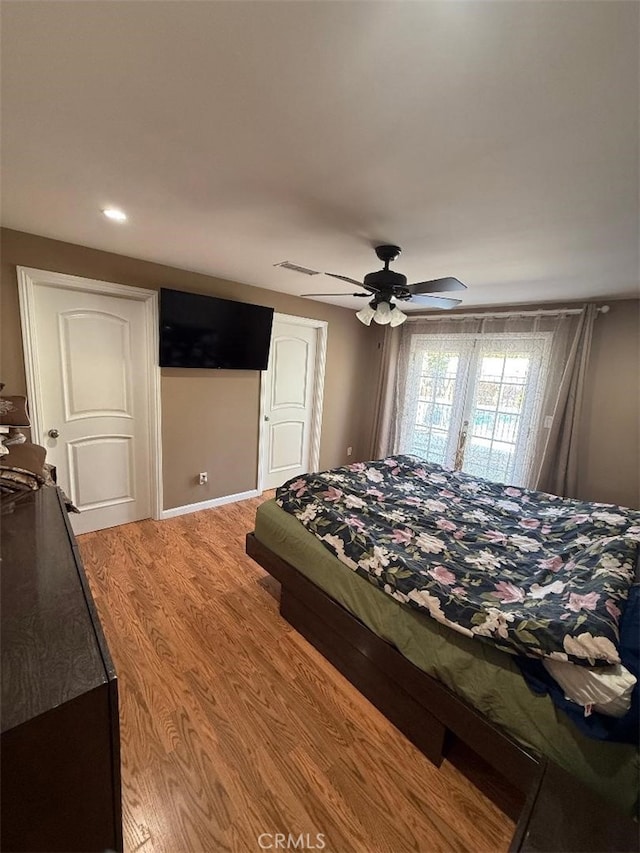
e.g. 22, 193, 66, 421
78, 494, 520, 853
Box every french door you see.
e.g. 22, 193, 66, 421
401, 332, 551, 486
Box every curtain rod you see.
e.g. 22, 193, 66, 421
406, 305, 610, 322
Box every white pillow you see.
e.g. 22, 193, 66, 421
543, 658, 636, 718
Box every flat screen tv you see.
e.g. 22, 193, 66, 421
159, 288, 274, 370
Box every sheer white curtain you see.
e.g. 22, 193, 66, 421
535, 304, 597, 496
384, 309, 592, 491
392, 315, 479, 466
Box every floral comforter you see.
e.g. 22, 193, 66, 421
276, 456, 640, 667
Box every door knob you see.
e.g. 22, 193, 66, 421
48, 428, 60, 439
264, 416, 270, 421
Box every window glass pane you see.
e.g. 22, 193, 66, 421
499, 383, 525, 412
416, 401, 433, 425
445, 355, 459, 377
439, 378, 456, 404
480, 356, 504, 380
463, 436, 492, 477
419, 376, 432, 399
465, 436, 515, 483
471, 409, 495, 438
492, 441, 517, 482
476, 381, 500, 408
427, 429, 448, 465
494, 412, 520, 443
503, 356, 530, 383
432, 403, 452, 431
412, 427, 429, 458
493, 439, 516, 456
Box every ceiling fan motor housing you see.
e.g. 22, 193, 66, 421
364, 269, 408, 290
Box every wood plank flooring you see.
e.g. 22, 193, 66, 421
78, 493, 520, 853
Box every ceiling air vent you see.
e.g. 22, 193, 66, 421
274, 261, 320, 276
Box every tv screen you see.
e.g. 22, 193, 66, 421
159, 288, 274, 370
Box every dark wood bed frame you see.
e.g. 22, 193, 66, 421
246, 535, 640, 851
246, 532, 541, 794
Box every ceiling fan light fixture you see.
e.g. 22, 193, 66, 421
356, 304, 376, 326
389, 305, 408, 327
373, 301, 392, 325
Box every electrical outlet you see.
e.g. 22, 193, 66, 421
347, 446, 353, 456
199, 472, 208, 485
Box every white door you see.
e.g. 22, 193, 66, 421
27, 283, 152, 534
261, 318, 320, 490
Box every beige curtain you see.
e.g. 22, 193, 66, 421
369, 326, 401, 458
535, 304, 597, 496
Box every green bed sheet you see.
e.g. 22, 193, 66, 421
255, 499, 639, 817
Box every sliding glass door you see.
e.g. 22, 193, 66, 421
400, 332, 551, 486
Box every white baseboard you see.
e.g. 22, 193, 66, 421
160, 488, 260, 520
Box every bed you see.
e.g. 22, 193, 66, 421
246, 456, 639, 818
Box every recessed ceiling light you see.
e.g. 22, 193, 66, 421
102, 207, 127, 222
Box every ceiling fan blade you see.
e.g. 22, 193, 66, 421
407, 295, 463, 309
302, 292, 369, 297
408, 277, 467, 294
325, 273, 364, 287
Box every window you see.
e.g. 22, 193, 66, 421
401, 332, 551, 486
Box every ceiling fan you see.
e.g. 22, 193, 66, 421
303, 244, 467, 326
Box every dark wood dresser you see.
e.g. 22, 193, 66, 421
1, 487, 123, 852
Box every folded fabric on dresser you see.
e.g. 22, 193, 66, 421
0, 442, 47, 495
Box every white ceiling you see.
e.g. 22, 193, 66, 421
2, 1, 638, 311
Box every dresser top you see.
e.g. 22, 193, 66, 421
1, 487, 113, 733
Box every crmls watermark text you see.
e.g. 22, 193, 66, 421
258, 833, 326, 850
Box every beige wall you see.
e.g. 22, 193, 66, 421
577, 299, 639, 508
1, 228, 384, 509
2, 228, 636, 511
